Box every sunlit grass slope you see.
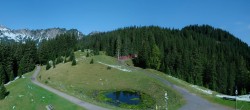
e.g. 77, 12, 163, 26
0, 71, 83, 110
38, 51, 184, 110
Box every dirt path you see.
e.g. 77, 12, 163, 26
31, 66, 108, 110
127, 66, 233, 110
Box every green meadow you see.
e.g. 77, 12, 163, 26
38, 51, 184, 109
0, 71, 83, 110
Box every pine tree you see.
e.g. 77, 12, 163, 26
149, 44, 161, 70
18, 56, 27, 77
0, 83, 7, 100
191, 49, 203, 86
0, 65, 7, 84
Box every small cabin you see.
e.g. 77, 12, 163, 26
119, 54, 138, 60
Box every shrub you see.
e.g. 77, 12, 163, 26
56, 56, 63, 64
90, 58, 94, 64
72, 59, 76, 66
107, 66, 111, 70
86, 52, 89, 57
69, 51, 75, 61
46, 61, 51, 70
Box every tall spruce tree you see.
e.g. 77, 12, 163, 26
0, 83, 7, 100
149, 44, 161, 70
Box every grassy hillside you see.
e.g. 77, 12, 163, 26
0, 71, 83, 110
38, 51, 184, 110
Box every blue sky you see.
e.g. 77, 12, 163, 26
1, 0, 250, 45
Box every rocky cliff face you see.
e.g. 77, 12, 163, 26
0, 25, 83, 43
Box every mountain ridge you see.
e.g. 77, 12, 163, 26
0, 25, 83, 43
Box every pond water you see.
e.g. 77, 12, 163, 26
105, 91, 141, 105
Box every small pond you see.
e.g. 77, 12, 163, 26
105, 91, 141, 106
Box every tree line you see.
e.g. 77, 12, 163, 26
0, 30, 79, 99
1, 25, 249, 96
80, 25, 250, 95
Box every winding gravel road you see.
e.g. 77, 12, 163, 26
31, 66, 108, 110
127, 66, 233, 110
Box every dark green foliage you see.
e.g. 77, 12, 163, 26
0, 31, 79, 89
0, 40, 37, 84
0, 24, 249, 96
18, 57, 25, 77
80, 25, 250, 95
86, 52, 90, 57
0, 83, 7, 100
72, 59, 76, 66
149, 44, 161, 70
46, 61, 51, 70
69, 51, 75, 61
0, 65, 8, 84
56, 56, 63, 64
38, 32, 78, 65
93, 49, 99, 55
64, 57, 67, 63
90, 58, 94, 64
107, 66, 111, 70
53, 60, 56, 68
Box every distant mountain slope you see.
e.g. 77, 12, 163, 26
80, 25, 250, 95
0, 25, 83, 43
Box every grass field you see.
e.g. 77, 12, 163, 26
146, 69, 250, 110
38, 51, 184, 110
0, 71, 83, 110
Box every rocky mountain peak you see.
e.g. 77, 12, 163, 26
0, 25, 83, 43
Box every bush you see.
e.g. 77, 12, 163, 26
107, 66, 111, 70
45, 80, 48, 84
93, 49, 99, 55
86, 52, 89, 57
90, 58, 94, 64
46, 61, 51, 70
72, 59, 76, 66
56, 56, 63, 64
69, 51, 75, 61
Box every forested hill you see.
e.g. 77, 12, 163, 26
80, 25, 250, 95
0, 31, 79, 86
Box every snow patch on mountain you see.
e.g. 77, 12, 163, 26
0, 25, 83, 43
0, 26, 9, 31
